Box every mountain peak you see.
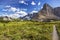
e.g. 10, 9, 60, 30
32, 3, 60, 22
43, 3, 52, 9
44, 3, 49, 6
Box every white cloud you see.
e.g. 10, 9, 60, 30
19, 0, 28, 5
31, 10, 38, 14
9, 14, 20, 18
16, 8, 20, 12
3, 10, 27, 18
2, 6, 28, 18
5, 11, 27, 18
38, 2, 41, 6
5, 5, 11, 8
31, 1, 36, 5
41, 6, 43, 9
4, 5, 17, 12
19, 0, 25, 3
9, 7, 27, 12
10, 7, 17, 12
16, 11, 27, 17
4, 5, 27, 12
2, 5, 11, 11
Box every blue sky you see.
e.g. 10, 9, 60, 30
0, 0, 60, 18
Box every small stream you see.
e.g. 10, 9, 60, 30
52, 25, 59, 40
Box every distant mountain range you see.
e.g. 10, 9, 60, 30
24, 3, 60, 22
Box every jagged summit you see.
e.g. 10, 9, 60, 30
42, 3, 53, 10
43, 3, 51, 7
32, 3, 60, 22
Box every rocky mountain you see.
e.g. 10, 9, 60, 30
19, 3, 60, 22
0, 16, 12, 21
32, 3, 60, 22
54, 7, 60, 17
20, 12, 39, 21
20, 13, 33, 20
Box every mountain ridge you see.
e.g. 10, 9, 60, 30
32, 3, 60, 22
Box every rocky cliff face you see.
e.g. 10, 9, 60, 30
54, 7, 60, 17
32, 3, 60, 22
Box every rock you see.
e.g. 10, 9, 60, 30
54, 7, 60, 17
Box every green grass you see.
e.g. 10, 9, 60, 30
0, 21, 60, 40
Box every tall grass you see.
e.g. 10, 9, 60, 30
0, 21, 60, 40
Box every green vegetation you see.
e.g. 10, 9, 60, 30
0, 21, 60, 40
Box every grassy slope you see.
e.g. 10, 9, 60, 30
0, 21, 60, 40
